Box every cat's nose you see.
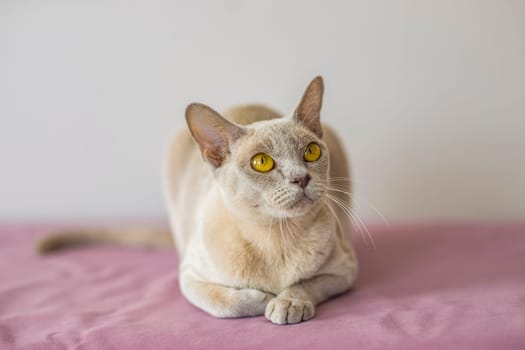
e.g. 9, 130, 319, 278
291, 174, 311, 189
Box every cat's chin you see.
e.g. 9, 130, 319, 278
269, 197, 319, 219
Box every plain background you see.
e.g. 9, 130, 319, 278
2, 0, 524, 222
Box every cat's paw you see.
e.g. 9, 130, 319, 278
264, 293, 315, 325
212, 288, 274, 318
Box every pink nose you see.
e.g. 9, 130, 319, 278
291, 174, 311, 189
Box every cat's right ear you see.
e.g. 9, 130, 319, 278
185, 103, 245, 167
294, 76, 324, 138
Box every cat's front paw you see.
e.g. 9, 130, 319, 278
264, 292, 315, 325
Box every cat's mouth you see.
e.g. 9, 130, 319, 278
290, 193, 314, 207
267, 187, 323, 218
280, 192, 316, 216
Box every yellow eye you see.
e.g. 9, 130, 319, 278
250, 153, 275, 173
304, 142, 321, 162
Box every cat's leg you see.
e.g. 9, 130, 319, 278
265, 273, 355, 325
180, 272, 274, 318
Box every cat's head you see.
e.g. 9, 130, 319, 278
186, 76, 328, 219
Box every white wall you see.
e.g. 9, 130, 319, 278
2, 0, 524, 222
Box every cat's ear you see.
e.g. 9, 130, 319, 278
185, 103, 245, 167
294, 76, 324, 138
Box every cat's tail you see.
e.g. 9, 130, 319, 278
37, 226, 174, 254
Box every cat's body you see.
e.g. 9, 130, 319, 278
38, 77, 358, 324
164, 77, 358, 323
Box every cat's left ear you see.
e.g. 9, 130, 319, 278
294, 76, 324, 138
185, 103, 245, 167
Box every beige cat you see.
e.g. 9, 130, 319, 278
39, 76, 358, 325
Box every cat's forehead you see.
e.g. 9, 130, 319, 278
234, 119, 320, 157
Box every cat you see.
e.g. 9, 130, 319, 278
38, 76, 358, 325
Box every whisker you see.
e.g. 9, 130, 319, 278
265, 216, 274, 244
353, 193, 390, 228
328, 176, 352, 181
325, 183, 351, 191
324, 186, 353, 197
278, 216, 285, 249
350, 207, 376, 250
322, 199, 344, 237
324, 193, 376, 249
325, 184, 389, 228
324, 193, 363, 237
284, 217, 298, 244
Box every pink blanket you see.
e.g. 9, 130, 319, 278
1, 223, 524, 349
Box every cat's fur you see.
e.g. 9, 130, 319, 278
38, 76, 358, 325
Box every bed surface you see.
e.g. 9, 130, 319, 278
1, 223, 524, 349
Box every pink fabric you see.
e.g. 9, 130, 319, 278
1, 223, 524, 349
